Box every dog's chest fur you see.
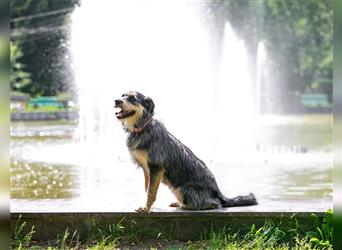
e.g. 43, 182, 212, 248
127, 132, 150, 171
131, 149, 149, 172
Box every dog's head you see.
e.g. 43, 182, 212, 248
114, 91, 154, 132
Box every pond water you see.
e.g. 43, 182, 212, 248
10, 114, 332, 212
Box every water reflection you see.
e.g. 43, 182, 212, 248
10, 160, 79, 199
10, 115, 332, 204
275, 167, 332, 200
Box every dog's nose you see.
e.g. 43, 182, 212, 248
115, 99, 123, 106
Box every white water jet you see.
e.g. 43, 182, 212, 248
71, 0, 214, 161
213, 23, 256, 161
256, 41, 266, 114
70, 0, 260, 164
256, 41, 272, 114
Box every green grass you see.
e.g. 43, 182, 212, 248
305, 209, 333, 249
11, 211, 333, 250
12, 215, 35, 250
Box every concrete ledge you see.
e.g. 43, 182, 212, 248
11, 199, 331, 240
11, 111, 78, 121
10, 211, 323, 241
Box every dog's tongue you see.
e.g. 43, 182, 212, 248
115, 108, 123, 119
114, 104, 122, 117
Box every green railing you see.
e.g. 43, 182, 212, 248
301, 94, 331, 108
27, 96, 64, 108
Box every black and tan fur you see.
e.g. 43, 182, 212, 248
115, 91, 257, 213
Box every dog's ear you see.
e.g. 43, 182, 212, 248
144, 96, 155, 114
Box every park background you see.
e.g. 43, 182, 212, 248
6, 0, 340, 249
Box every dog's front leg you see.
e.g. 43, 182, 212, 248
143, 168, 149, 192
136, 164, 163, 213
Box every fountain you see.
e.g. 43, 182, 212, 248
213, 22, 256, 161
71, 0, 260, 164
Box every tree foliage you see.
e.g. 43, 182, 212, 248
263, 0, 332, 101
10, 42, 31, 91
10, 0, 78, 96
209, 0, 332, 111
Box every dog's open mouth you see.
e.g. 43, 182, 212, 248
115, 108, 136, 120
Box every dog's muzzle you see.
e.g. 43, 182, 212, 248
115, 99, 123, 107
114, 99, 136, 120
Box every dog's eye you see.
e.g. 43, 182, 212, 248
128, 96, 136, 102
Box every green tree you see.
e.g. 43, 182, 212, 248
11, 0, 78, 96
209, 0, 332, 112
10, 42, 31, 92
263, 0, 332, 101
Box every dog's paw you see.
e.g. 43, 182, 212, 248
135, 206, 150, 213
169, 202, 180, 207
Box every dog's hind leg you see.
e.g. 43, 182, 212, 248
179, 184, 220, 210
169, 202, 180, 207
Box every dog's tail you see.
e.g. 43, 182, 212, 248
220, 192, 258, 207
